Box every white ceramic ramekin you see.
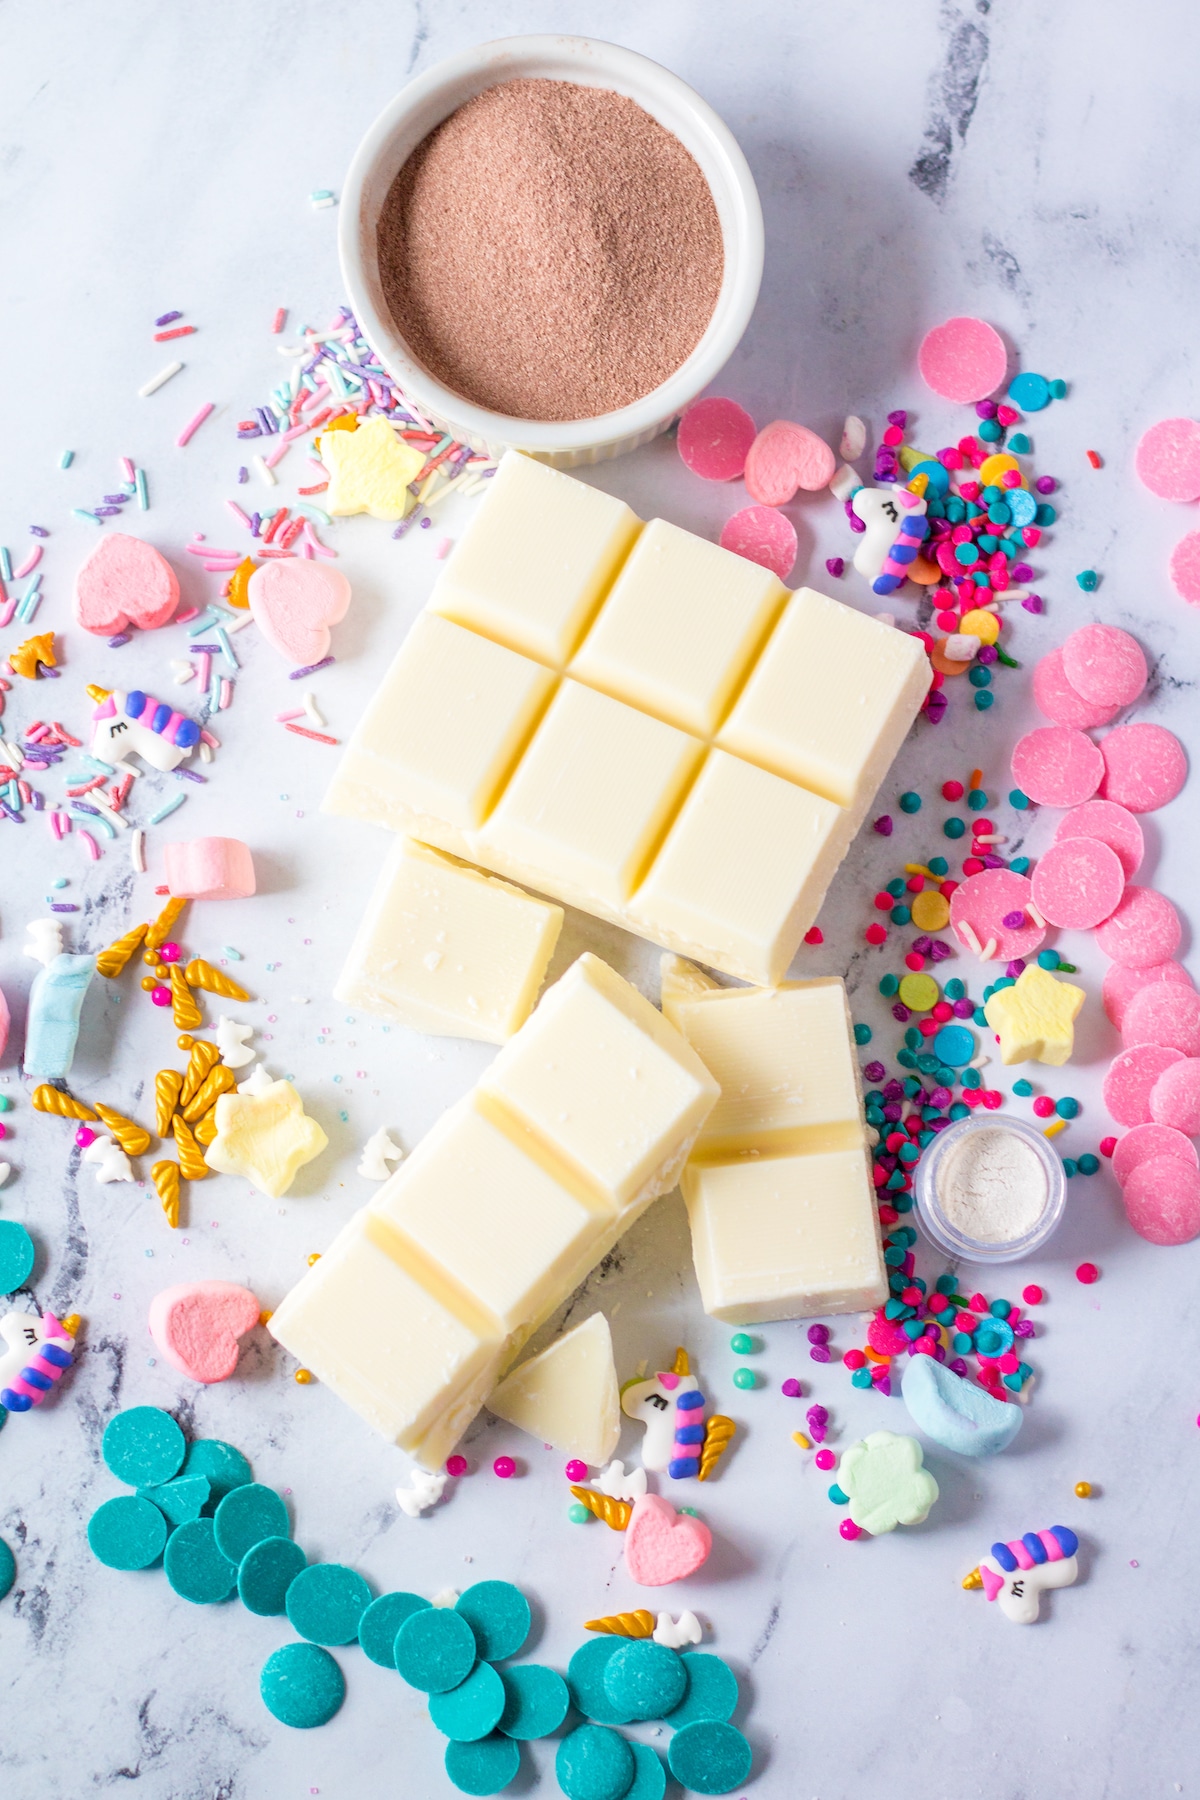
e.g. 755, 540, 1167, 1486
339, 35, 763, 468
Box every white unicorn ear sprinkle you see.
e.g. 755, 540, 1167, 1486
653, 1610, 702, 1648
215, 1016, 255, 1069
24, 918, 63, 968
358, 1126, 404, 1181
395, 1467, 447, 1518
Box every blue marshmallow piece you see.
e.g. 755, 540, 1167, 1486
901, 1354, 1023, 1457
23, 953, 96, 1079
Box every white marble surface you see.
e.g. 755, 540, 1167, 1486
2, 3, 1200, 1796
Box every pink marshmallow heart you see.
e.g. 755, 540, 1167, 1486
247, 561, 351, 665
74, 533, 180, 635
148, 1280, 262, 1383
623, 1493, 713, 1587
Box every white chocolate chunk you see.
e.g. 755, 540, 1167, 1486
571, 519, 785, 735
369, 1098, 613, 1340
480, 953, 719, 1211
267, 1211, 504, 1460
718, 586, 930, 812
334, 837, 562, 1043
629, 752, 851, 987
429, 450, 640, 667
487, 1313, 620, 1466
659, 952, 722, 1026
268, 955, 719, 1458
668, 978, 864, 1156
480, 682, 703, 910
683, 1147, 884, 1323
323, 610, 556, 840
670, 970, 885, 1323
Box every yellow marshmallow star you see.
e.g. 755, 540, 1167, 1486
321, 416, 426, 520
983, 964, 1085, 1066
205, 1076, 328, 1197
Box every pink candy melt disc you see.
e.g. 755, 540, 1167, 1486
677, 397, 757, 483
1098, 722, 1187, 813
1102, 958, 1194, 1029
744, 421, 835, 505
1054, 799, 1144, 880
1134, 417, 1200, 502
1121, 983, 1200, 1056
1149, 1058, 1200, 1136
719, 505, 798, 581
1060, 624, 1147, 709
1011, 726, 1104, 809
1031, 648, 1120, 731
1102, 1043, 1186, 1127
1094, 885, 1182, 969
948, 868, 1046, 962
1111, 1122, 1200, 1187
1030, 837, 1125, 931
1168, 529, 1200, 607
917, 317, 1007, 404
1122, 1155, 1200, 1247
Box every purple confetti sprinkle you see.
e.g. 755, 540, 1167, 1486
1002, 910, 1026, 929
929, 940, 953, 963
952, 997, 974, 1019
51, 903, 79, 912
863, 1061, 886, 1084
978, 644, 998, 664
1035, 475, 1056, 495
912, 936, 934, 956
887, 410, 908, 428
1022, 593, 1044, 614
825, 556, 845, 578
30, 525, 50, 538
892, 1002, 911, 1023
237, 466, 249, 483
949, 1357, 969, 1377
155, 310, 183, 327
1014, 1319, 1035, 1338
103, 494, 130, 506
807, 1324, 830, 1345
874, 815, 893, 836
107, 634, 132, 648
1011, 562, 1033, 583
1006, 958, 1026, 978
1, 803, 23, 823
94, 506, 121, 517
176, 767, 206, 784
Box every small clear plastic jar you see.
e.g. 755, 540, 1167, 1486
914, 1114, 1067, 1264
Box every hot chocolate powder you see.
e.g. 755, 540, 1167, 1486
377, 78, 724, 422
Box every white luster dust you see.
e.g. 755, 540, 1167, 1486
936, 1127, 1048, 1244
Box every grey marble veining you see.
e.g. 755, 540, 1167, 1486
2, 2, 1200, 1796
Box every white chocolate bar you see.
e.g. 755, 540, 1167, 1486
333, 836, 562, 1043
268, 955, 719, 1460
667, 966, 886, 1324
325, 452, 929, 983
487, 1313, 620, 1466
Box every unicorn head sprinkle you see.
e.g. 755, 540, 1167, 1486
621, 1349, 736, 1481
972, 1525, 1079, 1623
851, 485, 929, 593
0, 1310, 79, 1413
89, 685, 200, 773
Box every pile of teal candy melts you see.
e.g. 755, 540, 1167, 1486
86, 1406, 753, 1795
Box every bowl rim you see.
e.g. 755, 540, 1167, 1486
338, 33, 764, 456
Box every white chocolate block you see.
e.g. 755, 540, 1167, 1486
719, 587, 930, 811
326, 453, 930, 981
269, 954, 719, 1457
429, 451, 641, 667
369, 1098, 612, 1340
480, 953, 719, 1211
487, 1313, 620, 1465
667, 977, 864, 1156
323, 611, 556, 839
571, 519, 786, 735
630, 752, 850, 986
682, 1147, 885, 1323
670, 968, 886, 1323
266, 1210, 504, 1460
333, 837, 562, 1043
480, 681, 703, 909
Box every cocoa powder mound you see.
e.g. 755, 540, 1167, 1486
377, 78, 723, 422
